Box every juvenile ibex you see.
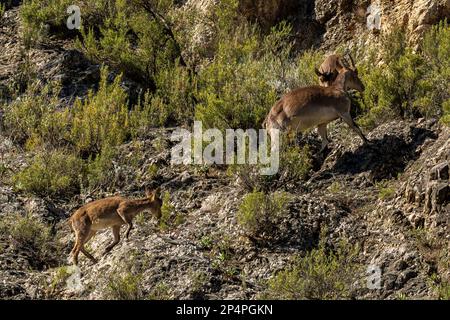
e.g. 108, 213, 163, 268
315, 54, 347, 87
265, 54, 369, 152
69, 188, 162, 265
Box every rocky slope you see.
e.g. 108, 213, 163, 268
0, 2, 449, 300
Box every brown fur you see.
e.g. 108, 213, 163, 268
316, 54, 346, 87
265, 67, 368, 151
69, 188, 162, 265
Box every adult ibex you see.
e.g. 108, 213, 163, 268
69, 188, 162, 265
264, 54, 368, 152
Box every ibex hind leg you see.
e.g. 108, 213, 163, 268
72, 230, 89, 265
339, 112, 369, 144
117, 209, 133, 239
81, 230, 98, 263
317, 124, 330, 152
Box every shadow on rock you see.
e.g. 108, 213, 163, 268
330, 127, 437, 182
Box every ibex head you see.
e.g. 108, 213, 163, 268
315, 68, 336, 87
146, 187, 162, 220
315, 53, 364, 91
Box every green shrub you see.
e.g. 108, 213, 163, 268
13, 149, 83, 196
158, 191, 183, 231
0, 213, 62, 270
105, 272, 143, 300
148, 282, 171, 300
76, 0, 183, 88
419, 19, 450, 119
237, 191, 289, 239
231, 142, 312, 192
293, 50, 323, 88
3, 82, 67, 148
21, 0, 73, 31
376, 180, 396, 200
358, 21, 450, 127
195, 21, 294, 131
84, 145, 117, 191
69, 67, 129, 156
20, 0, 72, 49
129, 62, 196, 129
264, 236, 360, 299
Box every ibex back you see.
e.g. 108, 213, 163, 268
69, 188, 162, 265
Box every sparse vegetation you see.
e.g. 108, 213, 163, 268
158, 191, 184, 231
13, 149, 83, 196
0, 3, 5, 18
105, 272, 144, 300
376, 180, 396, 200
232, 142, 312, 192
47, 266, 72, 297
0, 213, 62, 270
148, 282, 171, 300
238, 191, 290, 240
358, 20, 450, 128
264, 234, 361, 299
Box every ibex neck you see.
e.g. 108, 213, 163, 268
332, 72, 346, 91
127, 198, 153, 213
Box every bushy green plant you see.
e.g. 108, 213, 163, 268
231, 141, 312, 192
158, 191, 183, 231
129, 62, 196, 129
84, 145, 117, 191
13, 149, 83, 196
358, 21, 450, 127
264, 236, 360, 299
3, 82, 67, 148
195, 19, 294, 131
76, 0, 183, 87
69, 67, 129, 156
293, 50, 324, 88
237, 191, 289, 239
419, 19, 450, 119
21, 0, 73, 30
0, 3, 5, 18
0, 213, 62, 270
105, 272, 143, 300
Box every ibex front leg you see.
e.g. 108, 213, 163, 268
103, 225, 120, 256
117, 209, 133, 239
339, 112, 369, 144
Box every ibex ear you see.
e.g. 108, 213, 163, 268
315, 67, 323, 77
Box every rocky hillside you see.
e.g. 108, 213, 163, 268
0, 1, 448, 300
